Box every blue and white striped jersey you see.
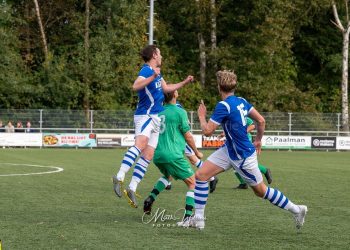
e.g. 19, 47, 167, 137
210, 95, 255, 160
135, 64, 164, 115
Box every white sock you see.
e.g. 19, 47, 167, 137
195, 208, 205, 219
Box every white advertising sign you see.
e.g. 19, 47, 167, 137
262, 136, 311, 149
336, 137, 350, 150
121, 134, 136, 147
0, 133, 42, 147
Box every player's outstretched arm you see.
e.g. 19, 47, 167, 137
162, 75, 194, 93
198, 100, 218, 136
184, 131, 203, 159
248, 108, 265, 154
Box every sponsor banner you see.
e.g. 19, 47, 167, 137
202, 135, 225, 148
121, 134, 136, 147
96, 134, 134, 147
96, 134, 203, 148
311, 137, 336, 149
97, 138, 121, 147
120, 134, 202, 148
96, 134, 122, 147
336, 136, 350, 150
262, 136, 311, 149
43, 133, 96, 147
0, 133, 42, 147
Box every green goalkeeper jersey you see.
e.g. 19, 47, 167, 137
154, 103, 190, 163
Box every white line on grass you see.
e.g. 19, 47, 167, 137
0, 163, 64, 177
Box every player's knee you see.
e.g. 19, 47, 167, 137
135, 137, 148, 151
186, 182, 195, 190
186, 176, 196, 189
195, 170, 207, 181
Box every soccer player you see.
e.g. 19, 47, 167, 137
191, 70, 307, 230
233, 117, 272, 189
166, 140, 219, 193
112, 45, 193, 208
164, 102, 219, 193
143, 90, 202, 226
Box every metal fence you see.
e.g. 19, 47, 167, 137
0, 109, 347, 136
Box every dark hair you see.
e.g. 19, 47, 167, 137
140, 45, 158, 62
164, 91, 175, 103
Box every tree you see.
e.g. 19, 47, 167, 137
83, 0, 90, 122
210, 0, 217, 71
0, 2, 37, 108
331, 0, 350, 132
33, 0, 49, 64
196, 0, 207, 86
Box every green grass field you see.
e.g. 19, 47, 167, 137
0, 149, 349, 249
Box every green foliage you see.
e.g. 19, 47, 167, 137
0, 0, 347, 113
178, 81, 218, 111
0, 2, 34, 108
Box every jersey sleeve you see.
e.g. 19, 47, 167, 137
210, 102, 229, 125
243, 98, 254, 114
138, 66, 153, 78
179, 110, 190, 134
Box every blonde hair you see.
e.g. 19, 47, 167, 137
216, 70, 237, 93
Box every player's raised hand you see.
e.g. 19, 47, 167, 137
184, 75, 194, 84
197, 100, 207, 119
253, 140, 262, 155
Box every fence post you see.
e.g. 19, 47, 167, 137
39, 109, 43, 133
90, 109, 94, 133
190, 111, 194, 133
288, 112, 292, 151
288, 112, 292, 136
337, 113, 341, 136
337, 113, 341, 152
76, 129, 78, 150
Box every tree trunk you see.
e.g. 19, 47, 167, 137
196, 0, 206, 86
198, 33, 206, 87
84, 0, 91, 123
33, 0, 48, 64
24, 2, 32, 65
342, 29, 350, 131
210, 0, 217, 71
331, 1, 350, 132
